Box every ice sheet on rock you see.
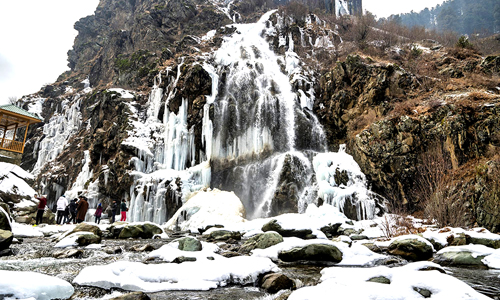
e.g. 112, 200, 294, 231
73, 257, 278, 292
0, 270, 74, 300
288, 261, 491, 300
164, 189, 246, 232
148, 240, 221, 262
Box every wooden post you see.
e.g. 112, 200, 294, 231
1, 125, 6, 148
22, 121, 30, 153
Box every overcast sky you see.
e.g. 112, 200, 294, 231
0, 0, 446, 105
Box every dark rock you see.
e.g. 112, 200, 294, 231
413, 287, 432, 298
350, 235, 368, 241
221, 251, 242, 258
0, 207, 12, 231
0, 248, 13, 257
109, 291, 151, 300
367, 276, 391, 284
76, 233, 102, 246
361, 243, 383, 253
278, 244, 343, 263
115, 223, 163, 239
260, 273, 295, 293
320, 223, 342, 238
198, 224, 224, 234
130, 244, 155, 252
208, 230, 242, 241
177, 237, 202, 251
104, 247, 123, 254
388, 237, 433, 261
262, 220, 313, 239
239, 232, 284, 254
53, 249, 83, 259
172, 256, 197, 263
0, 229, 13, 250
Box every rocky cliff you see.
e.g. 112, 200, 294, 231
7, 0, 500, 231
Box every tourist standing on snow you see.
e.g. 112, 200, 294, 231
56, 195, 68, 225
67, 198, 78, 224
110, 200, 118, 223
120, 199, 128, 222
34, 194, 47, 226
94, 203, 103, 224
76, 195, 89, 223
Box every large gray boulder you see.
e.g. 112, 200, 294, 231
260, 273, 295, 293
0, 229, 13, 250
433, 249, 489, 269
177, 237, 202, 251
388, 236, 434, 261
240, 232, 284, 254
278, 244, 343, 263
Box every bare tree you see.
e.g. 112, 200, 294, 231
8, 96, 19, 106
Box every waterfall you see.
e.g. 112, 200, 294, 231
118, 9, 383, 222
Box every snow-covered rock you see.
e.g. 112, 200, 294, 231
0, 270, 74, 300
164, 189, 246, 232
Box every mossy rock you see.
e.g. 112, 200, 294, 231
239, 232, 283, 254
177, 237, 202, 251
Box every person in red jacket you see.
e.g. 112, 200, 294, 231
34, 194, 47, 226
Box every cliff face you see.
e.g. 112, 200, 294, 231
12, 0, 500, 231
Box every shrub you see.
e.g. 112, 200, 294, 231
456, 36, 474, 49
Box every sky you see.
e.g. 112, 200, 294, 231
0, 1, 99, 105
0, 0, 446, 105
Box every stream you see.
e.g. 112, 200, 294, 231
1, 235, 499, 300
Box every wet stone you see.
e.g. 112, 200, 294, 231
53, 248, 83, 259
130, 244, 155, 252
104, 247, 123, 254
172, 256, 197, 263
367, 276, 391, 284
260, 273, 295, 293
413, 287, 432, 298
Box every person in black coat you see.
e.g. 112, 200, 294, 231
67, 198, 78, 224
110, 200, 118, 224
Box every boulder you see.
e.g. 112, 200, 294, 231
387, 237, 434, 261
465, 235, 500, 249
262, 220, 313, 239
53, 249, 83, 259
116, 223, 163, 239
0, 206, 12, 231
172, 256, 197, 263
260, 273, 295, 293
73, 223, 103, 237
278, 244, 343, 263
109, 292, 151, 300
0, 229, 13, 250
367, 276, 391, 284
207, 230, 241, 241
239, 232, 284, 254
0, 248, 13, 257
104, 247, 123, 254
14, 216, 32, 224
76, 234, 102, 246
177, 237, 202, 251
130, 244, 155, 252
433, 250, 488, 269
320, 223, 342, 238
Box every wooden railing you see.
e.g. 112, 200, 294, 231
0, 138, 24, 153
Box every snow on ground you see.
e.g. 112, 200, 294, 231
73, 256, 278, 292
288, 261, 491, 300
12, 223, 75, 238
422, 227, 500, 248
0, 270, 74, 300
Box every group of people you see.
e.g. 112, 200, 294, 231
34, 194, 128, 225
